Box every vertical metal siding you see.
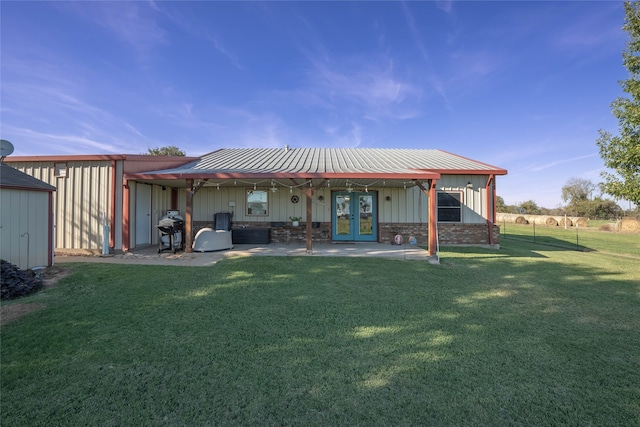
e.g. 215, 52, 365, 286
438, 175, 488, 224
189, 186, 334, 224
11, 161, 113, 250
0, 189, 50, 268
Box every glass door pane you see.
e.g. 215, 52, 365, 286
336, 194, 352, 237
358, 194, 373, 236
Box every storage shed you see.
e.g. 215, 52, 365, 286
0, 162, 56, 268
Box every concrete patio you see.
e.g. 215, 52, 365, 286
55, 242, 437, 267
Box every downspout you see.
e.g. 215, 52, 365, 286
122, 179, 130, 252
486, 175, 495, 245
110, 160, 117, 249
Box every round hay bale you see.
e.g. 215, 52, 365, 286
569, 217, 589, 228
615, 217, 640, 233
599, 223, 616, 232
555, 216, 573, 227
496, 213, 528, 224
525, 215, 558, 226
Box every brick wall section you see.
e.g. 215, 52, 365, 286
436, 223, 500, 245
194, 220, 500, 246
377, 222, 500, 245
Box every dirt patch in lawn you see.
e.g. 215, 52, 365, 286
1, 266, 72, 327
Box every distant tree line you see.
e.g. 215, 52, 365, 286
497, 177, 638, 220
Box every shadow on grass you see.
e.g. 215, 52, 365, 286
2, 250, 639, 426
502, 233, 592, 252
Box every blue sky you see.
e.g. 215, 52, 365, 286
0, 1, 629, 208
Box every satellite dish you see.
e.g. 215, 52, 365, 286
0, 140, 15, 160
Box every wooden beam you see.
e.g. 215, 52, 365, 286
486, 174, 495, 245
192, 179, 208, 195
413, 179, 437, 256
428, 180, 438, 256
185, 179, 193, 253
122, 179, 130, 252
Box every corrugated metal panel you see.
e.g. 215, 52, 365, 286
438, 175, 488, 224
11, 160, 113, 251
146, 148, 506, 176
0, 188, 50, 268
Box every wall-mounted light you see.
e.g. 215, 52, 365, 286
386, 196, 392, 201
466, 182, 474, 189
318, 195, 325, 202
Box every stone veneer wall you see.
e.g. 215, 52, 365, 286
193, 221, 500, 246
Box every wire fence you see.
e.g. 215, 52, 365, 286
499, 222, 640, 258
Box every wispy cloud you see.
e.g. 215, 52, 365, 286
61, 2, 167, 55
553, 3, 624, 52
400, 1, 451, 110
529, 153, 599, 172
3, 125, 124, 155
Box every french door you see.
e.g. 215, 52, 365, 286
332, 192, 377, 241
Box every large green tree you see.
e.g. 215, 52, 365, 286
596, 2, 640, 205
561, 177, 595, 205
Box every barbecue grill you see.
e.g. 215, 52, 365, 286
156, 211, 184, 253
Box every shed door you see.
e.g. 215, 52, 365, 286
135, 184, 152, 246
332, 192, 377, 242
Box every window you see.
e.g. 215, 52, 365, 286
246, 190, 268, 215
437, 192, 462, 222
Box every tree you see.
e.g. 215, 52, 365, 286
519, 200, 541, 215
147, 146, 186, 156
561, 178, 595, 205
496, 196, 506, 212
596, 2, 640, 205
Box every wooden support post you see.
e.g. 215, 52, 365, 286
185, 179, 193, 253
413, 179, 438, 257
486, 174, 495, 245
428, 179, 438, 256
122, 179, 130, 252
305, 186, 313, 253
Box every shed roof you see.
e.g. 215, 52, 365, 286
0, 162, 56, 192
134, 148, 507, 180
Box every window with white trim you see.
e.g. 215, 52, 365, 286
437, 191, 462, 222
246, 190, 268, 215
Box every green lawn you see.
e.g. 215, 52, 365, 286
501, 222, 640, 256
2, 238, 639, 426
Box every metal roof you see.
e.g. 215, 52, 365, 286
136, 148, 507, 179
0, 163, 56, 191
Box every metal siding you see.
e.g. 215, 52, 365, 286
114, 161, 124, 250
0, 189, 50, 268
11, 160, 112, 250
438, 175, 488, 224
